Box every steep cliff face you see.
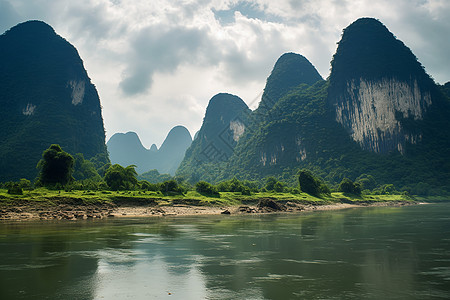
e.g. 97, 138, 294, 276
328, 18, 435, 153
0, 20, 108, 181
220, 19, 450, 191
176, 93, 250, 182
336, 78, 431, 153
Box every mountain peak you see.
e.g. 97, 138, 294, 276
159, 125, 192, 152
207, 93, 248, 111
258, 52, 323, 112
328, 17, 435, 154
3, 20, 56, 39
330, 17, 432, 85
0, 20, 108, 181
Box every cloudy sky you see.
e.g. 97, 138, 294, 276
1, 0, 449, 148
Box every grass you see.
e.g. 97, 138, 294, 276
0, 188, 417, 207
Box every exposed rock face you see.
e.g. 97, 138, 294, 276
335, 78, 431, 153
183, 18, 450, 192
0, 20, 108, 181
328, 18, 435, 153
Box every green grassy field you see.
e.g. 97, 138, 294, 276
0, 188, 416, 207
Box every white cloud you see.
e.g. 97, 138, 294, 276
1, 0, 449, 147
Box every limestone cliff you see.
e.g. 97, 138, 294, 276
328, 18, 436, 153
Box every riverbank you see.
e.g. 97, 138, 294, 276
0, 188, 418, 221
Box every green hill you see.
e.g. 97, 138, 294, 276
179, 18, 450, 195
176, 93, 251, 182
0, 21, 108, 181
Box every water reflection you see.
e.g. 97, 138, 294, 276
0, 204, 450, 299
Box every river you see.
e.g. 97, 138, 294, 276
0, 203, 449, 299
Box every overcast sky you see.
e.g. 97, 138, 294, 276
1, 0, 449, 148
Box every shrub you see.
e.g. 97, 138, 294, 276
338, 178, 361, 195
7, 183, 23, 195
241, 186, 251, 195
265, 177, 278, 191
319, 183, 331, 195
291, 188, 300, 194
18, 179, 33, 190
298, 169, 320, 196
160, 180, 184, 195
104, 164, 138, 190
195, 181, 219, 196
36, 144, 74, 188
139, 180, 159, 191
273, 181, 284, 193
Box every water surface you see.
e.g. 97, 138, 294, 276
1, 203, 449, 299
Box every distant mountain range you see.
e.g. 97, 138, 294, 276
107, 126, 192, 175
2, 17, 449, 195
0, 20, 108, 181
178, 17, 450, 194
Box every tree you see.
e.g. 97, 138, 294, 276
195, 181, 219, 196
73, 153, 101, 181
338, 178, 361, 195
7, 182, 23, 195
104, 164, 138, 190
298, 169, 320, 196
273, 181, 284, 192
265, 177, 278, 191
356, 174, 377, 191
159, 179, 184, 195
36, 144, 74, 187
229, 177, 243, 192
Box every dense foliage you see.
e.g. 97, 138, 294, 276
138, 169, 173, 183
104, 164, 138, 190
338, 178, 362, 195
195, 181, 219, 196
256, 52, 323, 115
298, 170, 321, 196
36, 144, 74, 187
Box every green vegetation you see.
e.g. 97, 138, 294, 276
196, 181, 220, 197
298, 170, 321, 196
138, 169, 172, 183
2, 19, 449, 200
172, 18, 450, 196
0, 21, 109, 182
36, 144, 75, 187
176, 93, 251, 183
0, 185, 414, 209
104, 164, 138, 191
338, 178, 362, 195
0, 167, 422, 211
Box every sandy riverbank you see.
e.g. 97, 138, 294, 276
0, 199, 416, 221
